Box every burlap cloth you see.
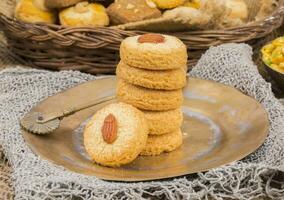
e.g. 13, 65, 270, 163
0, 22, 284, 199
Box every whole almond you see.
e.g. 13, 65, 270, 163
101, 114, 118, 144
138, 34, 165, 44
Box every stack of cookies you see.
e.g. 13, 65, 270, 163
117, 33, 187, 156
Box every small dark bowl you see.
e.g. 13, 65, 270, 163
263, 61, 284, 91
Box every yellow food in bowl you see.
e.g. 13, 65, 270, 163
261, 36, 284, 73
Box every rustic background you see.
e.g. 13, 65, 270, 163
0, 20, 283, 200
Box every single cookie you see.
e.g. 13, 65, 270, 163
15, 0, 56, 24
116, 61, 187, 90
144, 108, 183, 135
116, 79, 183, 111
140, 129, 183, 156
107, 0, 161, 25
120, 34, 187, 70
59, 2, 109, 27
84, 102, 149, 167
151, 0, 185, 9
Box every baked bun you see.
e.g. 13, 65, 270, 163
45, 0, 84, 9
15, 0, 56, 24
59, 1, 109, 27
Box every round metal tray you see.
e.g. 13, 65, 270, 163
21, 78, 269, 181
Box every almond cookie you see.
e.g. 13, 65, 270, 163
140, 129, 183, 156
59, 2, 109, 27
144, 108, 183, 135
116, 79, 183, 111
120, 34, 187, 70
84, 102, 149, 167
116, 61, 187, 90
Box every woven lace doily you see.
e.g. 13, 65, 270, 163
0, 43, 283, 200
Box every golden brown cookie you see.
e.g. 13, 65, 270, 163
59, 2, 109, 27
144, 108, 183, 135
107, 0, 161, 25
116, 79, 183, 111
140, 129, 183, 156
15, 0, 56, 24
116, 61, 187, 90
120, 34, 187, 70
84, 102, 149, 167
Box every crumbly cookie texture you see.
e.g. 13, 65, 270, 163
84, 102, 149, 167
59, 2, 109, 27
143, 108, 183, 135
140, 129, 183, 156
151, 0, 185, 9
116, 61, 187, 90
107, 0, 161, 25
15, 0, 56, 24
116, 79, 183, 111
120, 34, 187, 70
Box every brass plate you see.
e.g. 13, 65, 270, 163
22, 78, 269, 181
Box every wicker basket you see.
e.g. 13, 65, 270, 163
0, 0, 283, 74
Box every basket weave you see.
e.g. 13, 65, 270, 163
0, 0, 283, 74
